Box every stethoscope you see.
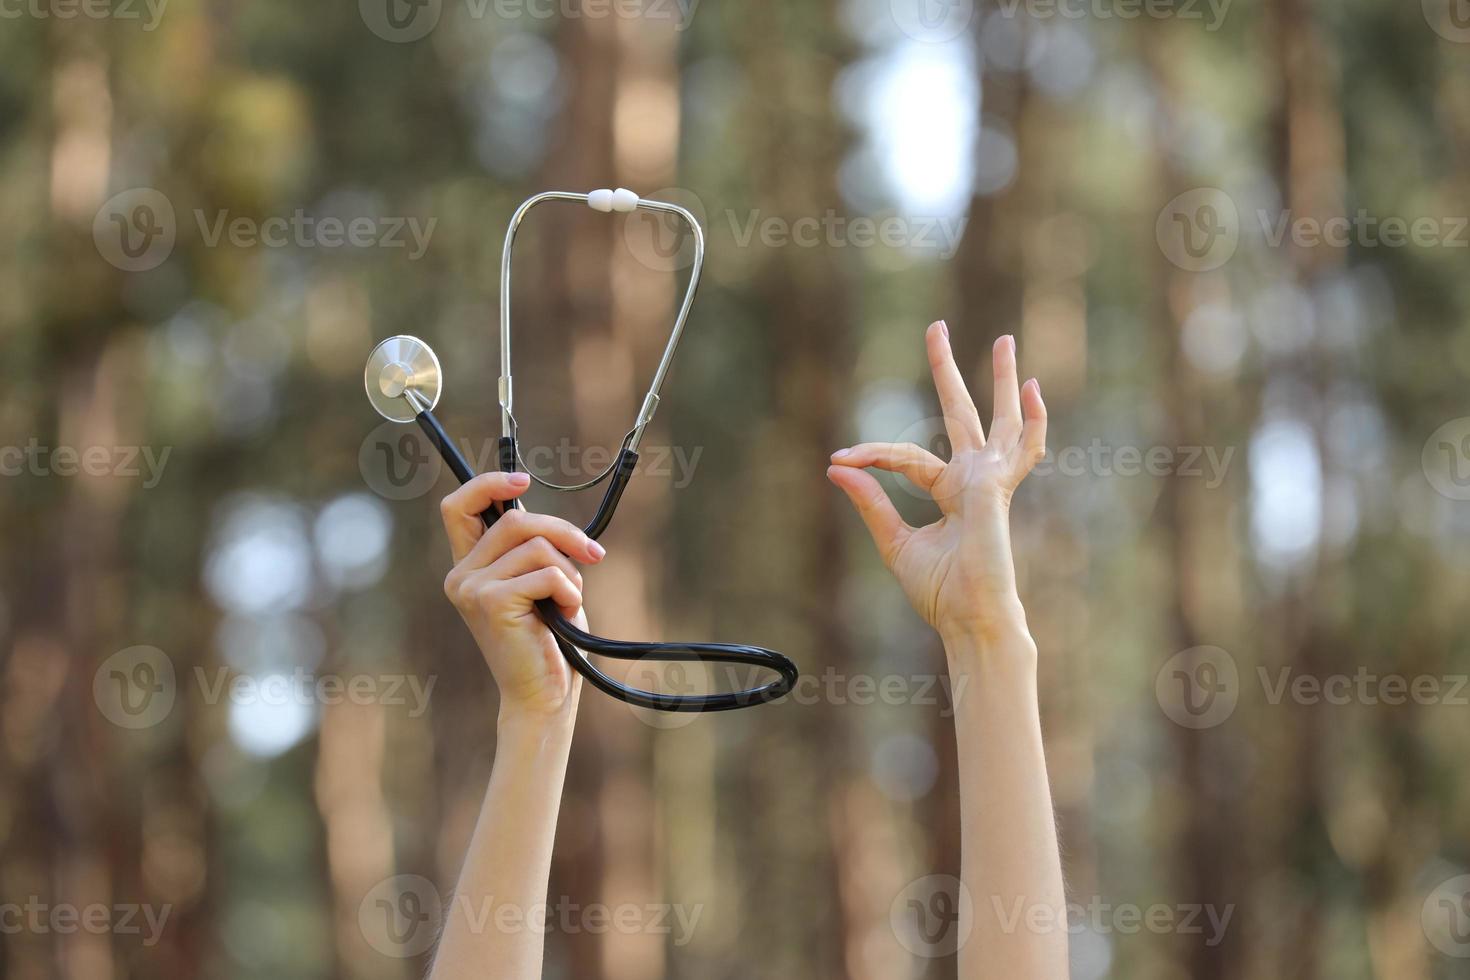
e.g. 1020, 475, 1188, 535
364, 188, 798, 712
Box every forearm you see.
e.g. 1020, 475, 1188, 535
429, 703, 577, 980
945, 609, 1067, 980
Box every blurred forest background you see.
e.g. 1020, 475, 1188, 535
2, 0, 1470, 977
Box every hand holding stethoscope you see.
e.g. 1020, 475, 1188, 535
439, 470, 597, 721
365, 188, 797, 713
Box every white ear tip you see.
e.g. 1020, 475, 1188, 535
611, 187, 639, 212
588, 189, 614, 212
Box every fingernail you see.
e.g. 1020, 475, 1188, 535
508, 472, 530, 486
588, 541, 606, 560
831, 448, 851, 459
1006, 334, 1016, 351
938, 320, 949, 339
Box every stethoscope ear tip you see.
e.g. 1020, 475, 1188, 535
364, 334, 443, 422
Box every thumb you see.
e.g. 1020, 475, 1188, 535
827, 465, 911, 567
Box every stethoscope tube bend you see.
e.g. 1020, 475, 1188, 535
366, 188, 797, 713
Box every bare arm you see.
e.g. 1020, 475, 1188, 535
428, 472, 606, 980
829, 322, 1067, 979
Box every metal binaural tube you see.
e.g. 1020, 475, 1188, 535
496, 191, 706, 451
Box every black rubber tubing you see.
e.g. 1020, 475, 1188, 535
415, 412, 798, 712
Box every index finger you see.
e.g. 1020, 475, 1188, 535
439, 471, 532, 561
925, 321, 984, 452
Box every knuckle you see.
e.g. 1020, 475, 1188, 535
473, 580, 505, 611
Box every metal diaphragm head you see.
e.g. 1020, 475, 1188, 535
364, 334, 442, 422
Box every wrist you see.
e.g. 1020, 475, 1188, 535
939, 597, 1037, 668
497, 697, 579, 742
939, 591, 1030, 646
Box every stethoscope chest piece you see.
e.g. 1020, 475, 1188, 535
365, 334, 443, 422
